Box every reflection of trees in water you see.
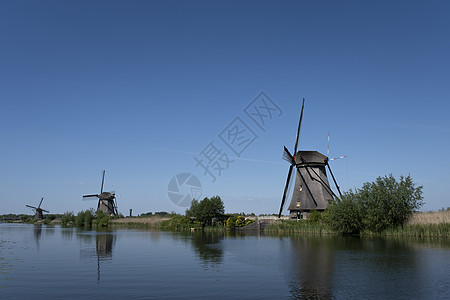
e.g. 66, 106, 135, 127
61, 227, 75, 242
149, 231, 161, 243
288, 235, 335, 299
287, 235, 422, 299
355, 237, 420, 297
191, 231, 224, 268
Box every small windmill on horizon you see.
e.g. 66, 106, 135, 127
26, 197, 49, 220
278, 99, 343, 219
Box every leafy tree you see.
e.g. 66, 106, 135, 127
185, 199, 199, 218
95, 210, 110, 227
61, 212, 75, 226
326, 190, 364, 234
359, 174, 423, 232
307, 209, 323, 224
154, 211, 169, 216
187, 196, 225, 227
326, 174, 423, 234
75, 209, 95, 228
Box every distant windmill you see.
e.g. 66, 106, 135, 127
26, 197, 49, 220
83, 170, 118, 216
278, 99, 342, 219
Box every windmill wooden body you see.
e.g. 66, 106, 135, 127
26, 197, 49, 220
83, 170, 118, 216
279, 99, 342, 219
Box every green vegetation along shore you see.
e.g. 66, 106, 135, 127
3, 175, 450, 238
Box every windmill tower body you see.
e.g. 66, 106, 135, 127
288, 151, 333, 218
97, 196, 116, 216
34, 209, 44, 220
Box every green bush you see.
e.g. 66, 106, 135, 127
95, 210, 110, 227
235, 216, 245, 227
159, 215, 191, 230
226, 216, 236, 229
61, 212, 75, 227
75, 209, 95, 228
308, 210, 322, 225
326, 191, 364, 234
359, 174, 423, 232
226, 216, 253, 229
326, 174, 423, 234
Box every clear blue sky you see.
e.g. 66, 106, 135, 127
1, 1, 449, 215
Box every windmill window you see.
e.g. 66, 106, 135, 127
296, 201, 300, 208
299, 185, 303, 192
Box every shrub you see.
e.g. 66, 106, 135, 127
326, 190, 364, 234
95, 210, 110, 227
226, 216, 253, 229
326, 174, 423, 234
359, 174, 423, 232
61, 212, 75, 227
308, 210, 322, 224
75, 209, 95, 228
226, 216, 237, 229
235, 216, 245, 227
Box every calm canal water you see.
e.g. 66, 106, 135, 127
1, 223, 449, 299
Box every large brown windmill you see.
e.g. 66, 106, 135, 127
26, 197, 49, 220
278, 99, 342, 219
83, 170, 118, 216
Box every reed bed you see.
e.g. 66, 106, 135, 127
407, 210, 450, 225
264, 220, 335, 235
381, 223, 450, 238
111, 216, 171, 224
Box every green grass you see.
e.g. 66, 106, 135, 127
264, 220, 335, 235
374, 223, 450, 238
264, 220, 450, 238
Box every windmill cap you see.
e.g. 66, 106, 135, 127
295, 151, 328, 165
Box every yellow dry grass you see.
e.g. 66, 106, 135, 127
408, 210, 450, 225
111, 216, 170, 224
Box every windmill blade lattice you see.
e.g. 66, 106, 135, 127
278, 98, 305, 218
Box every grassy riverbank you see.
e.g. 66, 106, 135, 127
264, 220, 335, 235
264, 211, 450, 237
